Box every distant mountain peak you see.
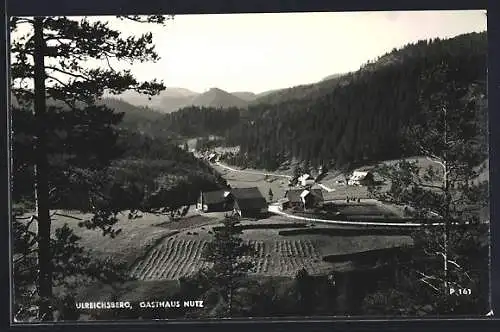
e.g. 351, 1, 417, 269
190, 87, 248, 109
162, 87, 199, 97
231, 91, 258, 102
207, 87, 225, 93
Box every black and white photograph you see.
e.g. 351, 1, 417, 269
9, 10, 490, 322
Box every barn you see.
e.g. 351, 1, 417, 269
285, 188, 324, 210
231, 187, 268, 218
197, 189, 232, 212
276, 198, 290, 211
348, 171, 375, 186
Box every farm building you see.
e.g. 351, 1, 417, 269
276, 198, 290, 211
285, 188, 324, 210
197, 189, 232, 212
348, 171, 374, 186
231, 187, 268, 218
298, 173, 315, 187
208, 153, 217, 163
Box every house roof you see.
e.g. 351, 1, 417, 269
307, 188, 324, 200
286, 188, 323, 203
201, 190, 228, 205
298, 174, 312, 181
231, 187, 267, 210
350, 171, 372, 181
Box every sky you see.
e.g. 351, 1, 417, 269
12, 10, 487, 94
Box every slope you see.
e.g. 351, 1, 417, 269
225, 32, 487, 170
251, 73, 350, 106
97, 98, 163, 127
107, 88, 199, 114
231, 91, 258, 102
190, 88, 249, 109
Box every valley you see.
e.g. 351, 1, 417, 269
11, 24, 490, 320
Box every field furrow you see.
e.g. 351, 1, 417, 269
131, 236, 377, 280
168, 239, 187, 279
159, 241, 177, 279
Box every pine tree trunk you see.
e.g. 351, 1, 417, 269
442, 106, 450, 298
33, 16, 53, 321
443, 161, 451, 298
227, 274, 233, 317
228, 285, 232, 317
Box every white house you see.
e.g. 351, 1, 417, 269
208, 152, 217, 162
298, 174, 315, 187
285, 188, 324, 210
348, 171, 374, 186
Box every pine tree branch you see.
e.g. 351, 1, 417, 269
426, 156, 445, 167
116, 15, 171, 25
44, 34, 73, 43
419, 278, 440, 293
46, 75, 70, 89
13, 249, 38, 264
104, 54, 115, 72
45, 66, 91, 81
53, 213, 84, 221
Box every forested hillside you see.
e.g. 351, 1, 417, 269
145, 33, 487, 171
97, 98, 165, 132
106, 130, 228, 211
149, 106, 242, 138
12, 104, 226, 211
249, 73, 350, 106
226, 32, 488, 170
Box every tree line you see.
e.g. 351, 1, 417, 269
145, 32, 487, 172
150, 105, 242, 138
226, 32, 487, 170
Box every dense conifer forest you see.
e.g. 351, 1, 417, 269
146, 32, 487, 171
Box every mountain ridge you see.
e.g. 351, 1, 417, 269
189, 88, 248, 109
112, 86, 258, 113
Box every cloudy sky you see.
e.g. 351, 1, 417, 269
13, 10, 487, 94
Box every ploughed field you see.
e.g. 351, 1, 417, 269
130, 222, 413, 280
131, 237, 329, 280
18, 208, 412, 283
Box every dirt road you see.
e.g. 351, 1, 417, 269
214, 161, 336, 192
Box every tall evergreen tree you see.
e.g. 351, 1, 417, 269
202, 215, 255, 317
366, 60, 489, 314
294, 268, 314, 315
10, 15, 169, 321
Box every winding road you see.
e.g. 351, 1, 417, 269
267, 204, 442, 227
268, 204, 488, 228
212, 161, 488, 228
214, 161, 292, 178
214, 161, 336, 191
